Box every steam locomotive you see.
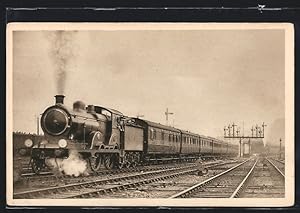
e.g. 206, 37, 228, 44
25, 95, 239, 174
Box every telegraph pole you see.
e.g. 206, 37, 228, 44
165, 108, 174, 126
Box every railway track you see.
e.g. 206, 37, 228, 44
18, 159, 232, 183
14, 164, 197, 199
168, 157, 285, 199
169, 158, 257, 198
14, 160, 238, 199
266, 157, 285, 175
237, 157, 285, 198
17, 162, 198, 190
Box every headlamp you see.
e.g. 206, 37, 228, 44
58, 139, 68, 148
24, 139, 33, 148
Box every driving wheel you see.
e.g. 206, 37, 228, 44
31, 158, 45, 174
89, 154, 102, 172
103, 155, 115, 170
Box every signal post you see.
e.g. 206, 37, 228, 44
224, 122, 266, 157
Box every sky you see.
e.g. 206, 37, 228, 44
12, 28, 286, 146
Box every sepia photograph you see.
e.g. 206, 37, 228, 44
6, 23, 294, 207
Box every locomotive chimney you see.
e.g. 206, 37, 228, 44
55, 95, 65, 104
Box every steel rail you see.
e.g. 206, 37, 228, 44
21, 171, 53, 177
266, 157, 285, 178
230, 158, 258, 198
19, 160, 236, 182
14, 160, 238, 199
66, 161, 239, 198
13, 164, 197, 198
19, 162, 194, 182
168, 158, 252, 198
67, 168, 196, 198
272, 158, 285, 165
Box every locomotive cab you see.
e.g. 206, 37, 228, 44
94, 106, 123, 149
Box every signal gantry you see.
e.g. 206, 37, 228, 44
224, 122, 266, 157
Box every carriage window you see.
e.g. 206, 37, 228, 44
153, 129, 157, 139
161, 131, 165, 140
150, 128, 154, 140
101, 109, 111, 117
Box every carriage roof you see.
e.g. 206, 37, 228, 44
136, 119, 181, 132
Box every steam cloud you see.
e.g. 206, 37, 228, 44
46, 150, 89, 177
47, 31, 77, 94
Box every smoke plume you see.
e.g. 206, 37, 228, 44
46, 150, 89, 177
47, 31, 77, 94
